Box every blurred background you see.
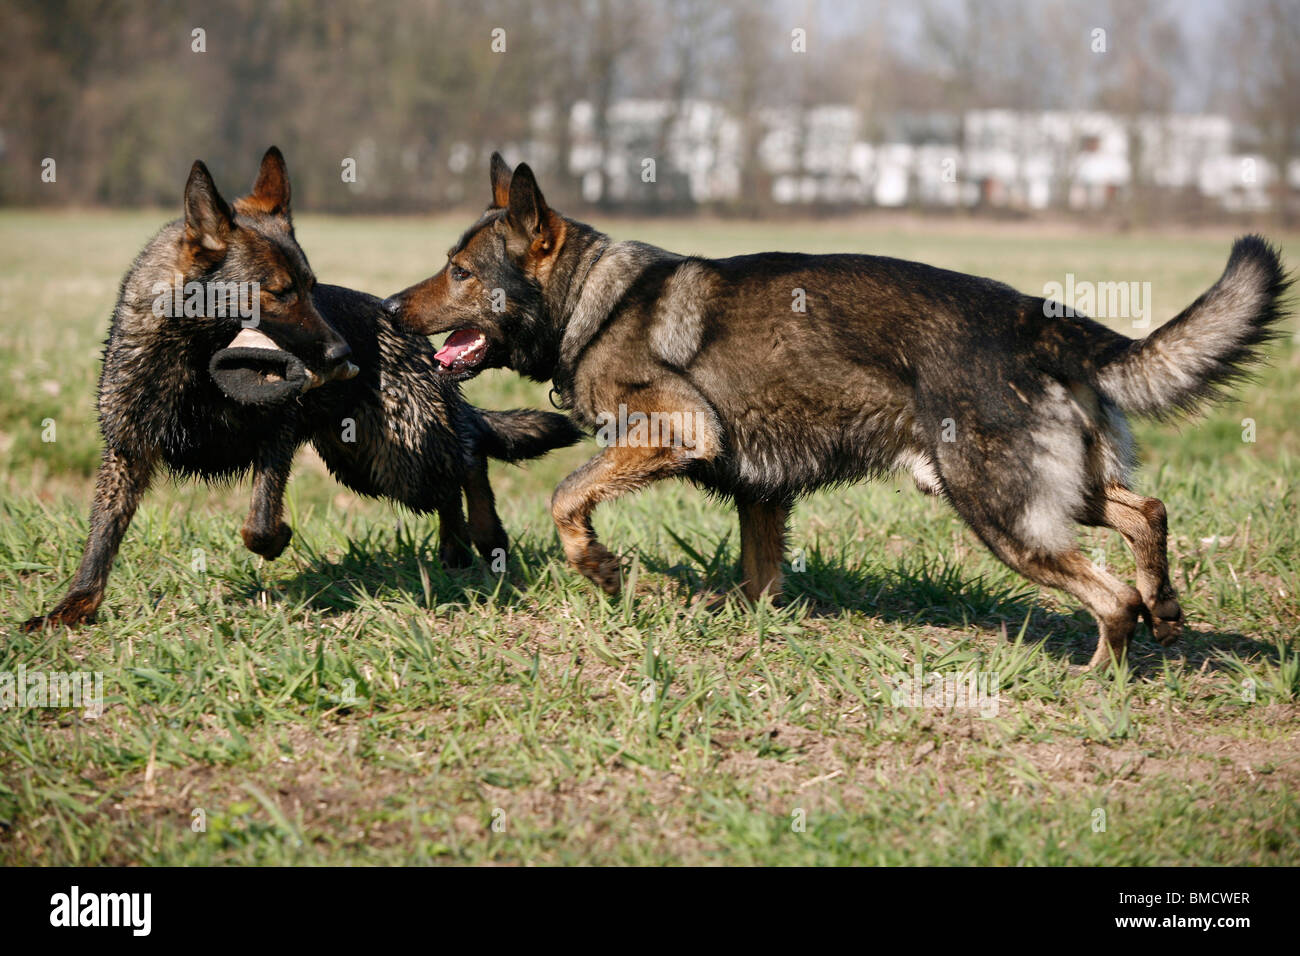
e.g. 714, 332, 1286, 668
3, 1, 1299, 870
3, 0, 1299, 225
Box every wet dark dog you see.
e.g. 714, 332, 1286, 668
23, 149, 580, 631
385, 153, 1290, 668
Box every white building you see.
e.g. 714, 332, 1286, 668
524, 100, 1284, 213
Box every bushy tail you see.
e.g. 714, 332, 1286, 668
474, 408, 584, 462
1095, 235, 1291, 418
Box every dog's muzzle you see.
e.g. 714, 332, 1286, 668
209, 328, 358, 406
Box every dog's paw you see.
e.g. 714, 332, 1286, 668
1084, 643, 1123, 672
22, 594, 99, 632
574, 542, 623, 596
1085, 615, 1137, 672
472, 528, 509, 566
439, 541, 475, 570
1149, 599, 1184, 646
242, 521, 293, 560
1139, 592, 1183, 647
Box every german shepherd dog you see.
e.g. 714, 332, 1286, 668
384, 153, 1290, 669
23, 148, 580, 631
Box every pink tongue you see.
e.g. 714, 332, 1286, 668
435, 329, 481, 367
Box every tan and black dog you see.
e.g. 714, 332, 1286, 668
385, 153, 1289, 668
24, 149, 580, 631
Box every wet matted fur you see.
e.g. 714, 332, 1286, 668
386, 153, 1291, 669
23, 149, 581, 631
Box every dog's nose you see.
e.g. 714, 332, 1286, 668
324, 341, 352, 364
381, 296, 402, 316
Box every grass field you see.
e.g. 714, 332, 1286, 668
1, 209, 1298, 865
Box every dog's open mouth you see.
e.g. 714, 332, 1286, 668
434, 328, 489, 373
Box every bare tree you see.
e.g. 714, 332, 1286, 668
1222, 0, 1300, 224
1095, 0, 1186, 223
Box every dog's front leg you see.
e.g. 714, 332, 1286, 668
242, 439, 295, 560
435, 497, 475, 569
551, 444, 688, 594
23, 446, 156, 630
737, 496, 792, 602
551, 389, 717, 595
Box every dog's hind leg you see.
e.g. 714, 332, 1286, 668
1098, 485, 1183, 645
242, 439, 295, 559
937, 442, 1141, 667
933, 380, 1144, 668
463, 456, 508, 564
737, 496, 791, 601
982, 538, 1143, 670
23, 446, 156, 630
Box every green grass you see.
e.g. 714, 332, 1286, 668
1, 210, 1298, 865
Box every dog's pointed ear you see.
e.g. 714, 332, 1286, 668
249, 146, 291, 218
183, 160, 234, 259
505, 163, 555, 251
489, 151, 512, 209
